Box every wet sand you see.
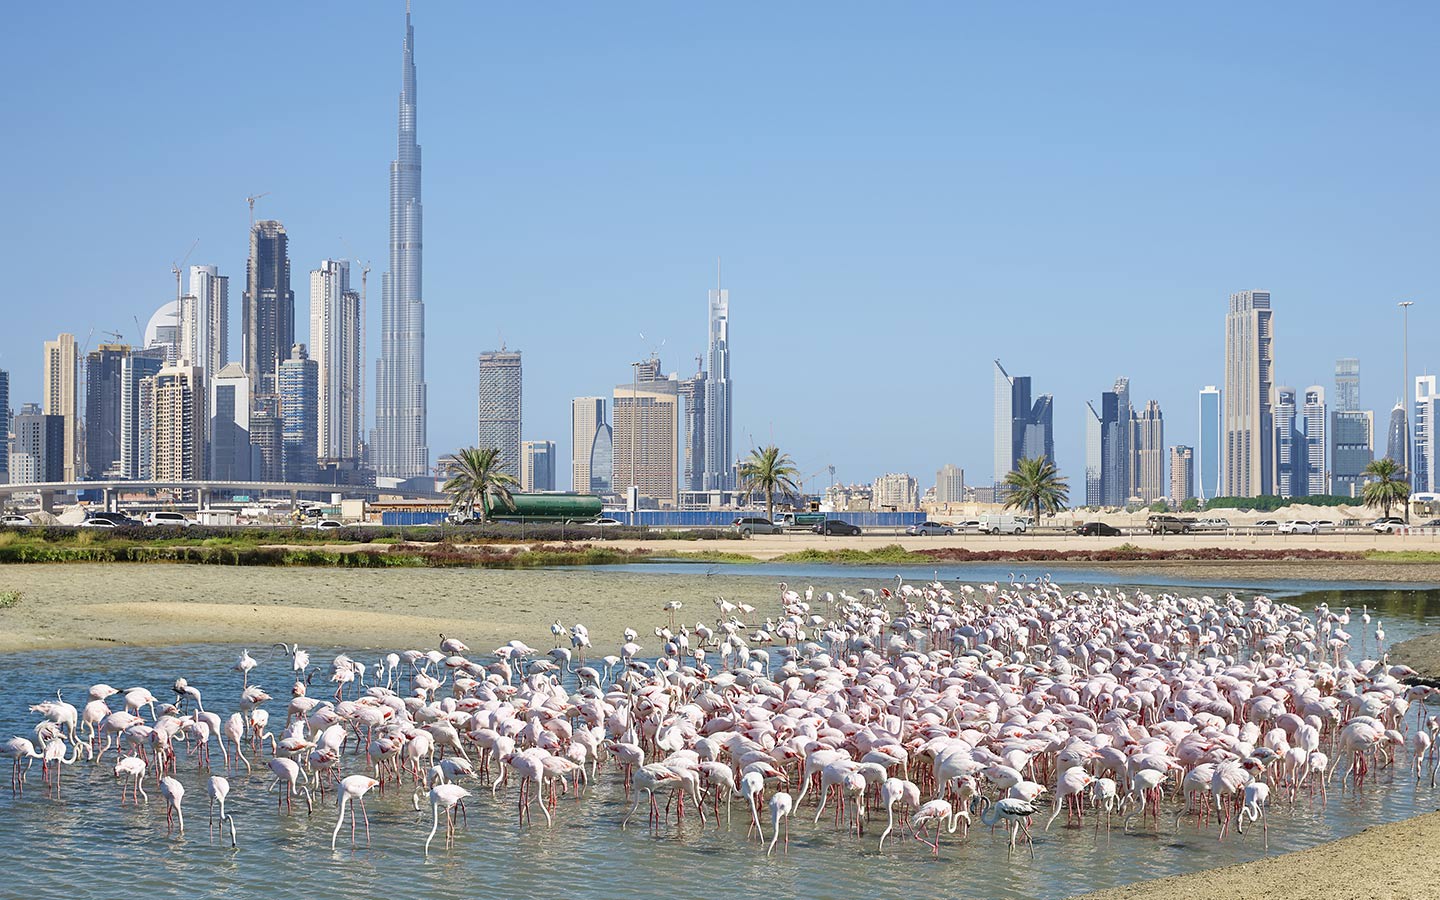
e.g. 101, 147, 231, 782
1073, 810, 1440, 900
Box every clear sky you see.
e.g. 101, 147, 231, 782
3, 3, 1437, 492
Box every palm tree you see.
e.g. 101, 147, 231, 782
440, 446, 519, 521
737, 445, 802, 523
1362, 457, 1410, 519
1002, 456, 1070, 523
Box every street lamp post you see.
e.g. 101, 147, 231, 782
1400, 300, 1414, 522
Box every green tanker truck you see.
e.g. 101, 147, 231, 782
466, 493, 605, 523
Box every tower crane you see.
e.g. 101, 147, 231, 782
246, 191, 271, 228
803, 464, 836, 496
171, 238, 199, 307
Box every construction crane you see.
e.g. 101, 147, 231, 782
171, 238, 199, 308
246, 191, 271, 228
803, 465, 837, 496
101, 330, 125, 345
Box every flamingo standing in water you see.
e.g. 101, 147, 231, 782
160, 776, 185, 836
114, 756, 147, 804
424, 784, 472, 857
333, 775, 381, 849
766, 792, 794, 855
981, 797, 1038, 855
909, 799, 962, 856
208, 775, 237, 847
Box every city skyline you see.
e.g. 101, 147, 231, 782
2, 6, 1438, 491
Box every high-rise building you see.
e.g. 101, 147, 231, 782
310, 260, 362, 463
1275, 386, 1300, 498
374, 5, 429, 480
182, 265, 228, 381
1303, 386, 1327, 496
679, 360, 707, 493
872, 473, 919, 511
590, 423, 613, 495
1416, 376, 1440, 493
703, 280, 732, 491
151, 361, 205, 482
571, 397, 606, 494
278, 345, 319, 483
12, 403, 63, 484
521, 440, 556, 492
250, 402, 284, 483
1170, 446, 1194, 503
1387, 402, 1409, 468
477, 350, 522, 478
84, 344, 132, 479
1331, 409, 1374, 498
1335, 358, 1360, 412
243, 220, 294, 399
1135, 400, 1165, 503
1113, 378, 1133, 499
935, 464, 965, 504
1198, 386, 1221, 500
993, 359, 1054, 489
0, 368, 8, 484
210, 363, 253, 481
42, 332, 80, 482
1099, 389, 1128, 506
144, 301, 182, 365
613, 362, 680, 506
1083, 402, 1103, 506
119, 351, 166, 479
1223, 290, 1275, 497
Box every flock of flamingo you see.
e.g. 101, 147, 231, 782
4, 576, 1438, 864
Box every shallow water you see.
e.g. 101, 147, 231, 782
2, 579, 1439, 900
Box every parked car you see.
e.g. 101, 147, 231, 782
732, 517, 781, 536
1372, 517, 1407, 534
303, 519, 344, 530
591, 517, 623, 527
83, 511, 141, 528
953, 520, 984, 533
1277, 520, 1317, 534
0, 514, 33, 527
1076, 522, 1121, 536
906, 521, 954, 536
1147, 515, 1192, 535
812, 520, 862, 536
144, 511, 194, 527
1420, 519, 1440, 528
1192, 517, 1231, 531
1254, 520, 1280, 529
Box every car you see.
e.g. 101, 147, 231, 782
1372, 517, 1407, 534
1147, 515, 1192, 535
1276, 520, 1317, 534
1254, 520, 1280, 529
906, 521, 954, 536
144, 511, 194, 527
953, 520, 984, 533
83, 511, 141, 528
1420, 519, 1440, 528
1192, 517, 1231, 531
0, 514, 33, 527
589, 517, 624, 527
303, 519, 344, 530
812, 520, 862, 536
732, 516, 781, 536
1076, 522, 1121, 536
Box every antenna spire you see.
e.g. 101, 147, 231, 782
717, 257, 722, 291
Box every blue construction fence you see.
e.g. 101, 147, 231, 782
380, 510, 929, 528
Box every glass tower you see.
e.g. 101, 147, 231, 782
1198, 386, 1221, 500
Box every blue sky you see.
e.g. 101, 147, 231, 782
3, 3, 1437, 492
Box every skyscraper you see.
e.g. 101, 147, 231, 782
310, 260, 362, 463
521, 440, 556, 492
12, 403, 63, 484
1135, 400, 1165, 503
1331, 409, 1374, 497
1303, 386, 1327, 496
1416, 376, 1439, 493
993, 359, 1054, 489
242, 220, 294, 399
613, 361, 680, 506
872, 473, 919, 511
1387, 402, 1409, 468
84, 343, 131, 479
679, 360, 707, 493
144, 300, 181, 364
478, 350, 522, 477
935, 464, 965, 504
1113, 378, 1133, 499
279, 345, 319, 483
1099, 388, 1128, 506
1198, 386, 1221, 500
571, 397, 606, 494
1224, 291, 1275, 497
590, 423, 613, 495
1170, 446, 1194, 503
119, 351, 166, 479
1083, 402, 1103, 506
182, 265, 228, 382
703, 278, 732, 491
374, 5, 429, 480
1275, 386, 1300, 498
151, 361, 206, 481
42, 332, 80, 482
1335, 358, 1360, 412
0, 368, 9, 484
210, 363, 253, 481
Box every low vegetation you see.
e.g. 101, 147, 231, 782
0, 591, 20, 608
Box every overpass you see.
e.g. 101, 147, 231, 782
0, 479, 448, 512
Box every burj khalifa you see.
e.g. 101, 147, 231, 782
374, 3, 429, 478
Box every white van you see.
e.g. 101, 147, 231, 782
144, 511, 194, 527
978, 514, 1027, 535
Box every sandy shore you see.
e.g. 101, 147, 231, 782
1072, 810, 1440, 900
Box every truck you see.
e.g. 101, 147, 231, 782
978, 514, 1027, 535
774, 512, 827, 530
